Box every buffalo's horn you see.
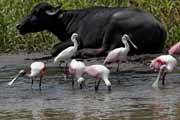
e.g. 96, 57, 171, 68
46, 8, 60, 16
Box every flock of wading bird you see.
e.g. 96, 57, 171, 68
8, 33, 180, 91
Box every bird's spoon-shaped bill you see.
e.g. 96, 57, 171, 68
8, 70, 25, 86
128, 39, 138, 49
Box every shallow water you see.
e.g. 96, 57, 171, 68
0, 53, 180, 120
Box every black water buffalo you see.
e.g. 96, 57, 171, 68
16, 2, 166, 58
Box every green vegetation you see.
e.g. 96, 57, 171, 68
0, 0, 179, 53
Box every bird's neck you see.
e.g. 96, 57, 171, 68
102, 74, 111, 86
73, 39, 78, 49
152, 71, 161, 88
27, 73, 32, 78
104, 78, 111, 86
26, 70, 35, 78
124, 41, 130, 53
152, 65, 166, 88
77, 77, 84, 83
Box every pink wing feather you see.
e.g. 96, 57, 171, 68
169, 42, 180, 55
104, 50, 120, 63
84, 66, 99, 77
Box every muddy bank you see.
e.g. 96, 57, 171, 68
0, 52, 179, 70
1, 52, 179, 69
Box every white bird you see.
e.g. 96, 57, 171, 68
54, 33, 79, 77
69, 59, 86, 89
8, 61, 46, 90
54, 33, 79, 65
84, 64, 111, 92
150, 55, 177, 88
103, 34, 137, 72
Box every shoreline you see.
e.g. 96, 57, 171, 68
0, 52, 179, 72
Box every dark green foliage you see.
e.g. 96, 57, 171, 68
0, 0, 179, 53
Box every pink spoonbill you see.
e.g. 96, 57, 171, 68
150, 55, 177, 88
54, 33, 79, 66
103, 34, 137, 72
8, 61, 46, 90
84, 64, 111, 92
168, 41, 180, 55
69, 59, 86, 89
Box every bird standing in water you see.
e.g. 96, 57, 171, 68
8, 61, 46, 90
54, 33, 79, 76
84, 64, 111, 92
103, 34, 137, 72
69, 59, 86, 89
150, 55, 177, 88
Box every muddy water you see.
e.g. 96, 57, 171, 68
0, 53, 180, 120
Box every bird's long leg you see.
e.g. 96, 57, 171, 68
65, 63, 69, 78
80, 82, 83, 89
31, 78, 34, 89
72, 75, 75, 89
61, 62, 67, 81
117, 61, 120, 72
95, 80, 101, 92
59, 62, 67, 81
79, 73, 85, 89
39, 76, 42, 91
108, 85, 111, 92
94, 80, 97, 91
94, 75, 99, 91
161, 71, 167, 86
79, 76, 83, 89
95, 78, 101, 92
59, 63, 61, 68
80, 81, 85, 89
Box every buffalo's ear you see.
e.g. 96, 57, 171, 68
45, 6, 61, 16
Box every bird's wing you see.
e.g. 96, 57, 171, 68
71, 61, 85, 70
55, 47, 75, 60
29, 62, 45, 77
85, 66, 99, 76
169, 42, 180, 54
104, 49, 122, 63
30, 62, 45, 71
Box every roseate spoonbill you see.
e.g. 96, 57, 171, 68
84, 64, 111, 92
150, 55, 177, 88
8, 62, 46, 90
168, 41, 180, 55
54, 33, 79, 73
69, 59, 85, 89
103, 34, 137, 72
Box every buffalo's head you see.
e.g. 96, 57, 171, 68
16, 2, 62, 35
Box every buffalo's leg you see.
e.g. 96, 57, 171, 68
79, 21, 122, 57
78, 48, 106, 58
